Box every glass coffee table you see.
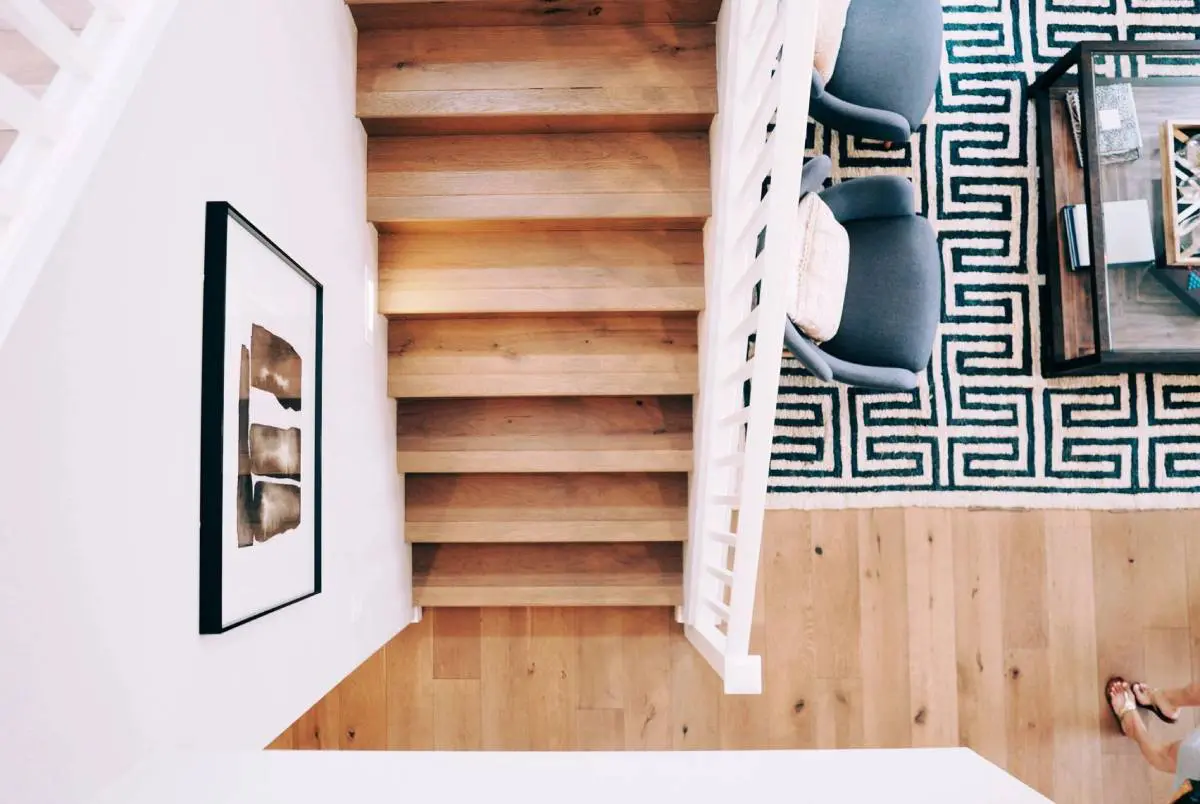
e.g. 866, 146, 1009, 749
1031, 41, 1200, 376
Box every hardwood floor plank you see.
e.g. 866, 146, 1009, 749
294, 694, 342, 750
575, 709, 626, 750
622, 608, 673, 749
764, 510, 816, 748
1102, 751, 1153, 804
858, 509, 911, 748
1004, 647, 1055, 799
1043, 511, 1104, 804
432, 608, 483, 680
480, 608, 532, 749
1135, 514, 1191, 630
1092, 511, 1145, 758
385, 616, 435, 749
1000, 512, 1049, 651
338, 647, 388, 750
813, 511, 861, 681
951, 510, 1008, 769
669, 625, 721, 749
577, 609, 626, 710
528, 608, 579, 750
904, 509, 958, 748
433, 679, 482, 749
812, 678, 865, 750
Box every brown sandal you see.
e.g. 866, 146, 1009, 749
1106, 677, 1139, 733
1131, 681, 1180, 725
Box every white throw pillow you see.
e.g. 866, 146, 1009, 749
789, 193, 850, 344
814, 0, 853, 83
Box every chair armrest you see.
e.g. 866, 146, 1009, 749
822, 352, 922, 392
801, 156, 833, 196
811, 68, 826, 99
786, 318, 923, 391
783, 320, 834, 382
818, 175, 916, 223
808, 88, 914, 145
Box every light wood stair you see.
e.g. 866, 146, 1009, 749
412, 543, 684, 607
396, 396, 692, 473
367, 132, 710, 228
388, 314, 698, 398
356, 0, 716, 608
378, 230, 704, 315
406, 474, 689, 544
358, 24, 716, 135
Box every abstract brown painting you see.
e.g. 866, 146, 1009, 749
237, 325, 303, 547
251, 324, 302, 411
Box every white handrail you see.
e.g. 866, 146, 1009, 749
2, 0, 97, 76
0, 0, 180, 349
684, 0, 817, 695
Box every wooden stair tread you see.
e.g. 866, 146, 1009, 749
406, 473, 688, 543
396, 396, 692, 472
388, 314, 698, 398
412, 542, 683, 606
347, 0, 722, 29
368, 132, 710, 225
378, 230, 704, 314
358, 25, 715, 134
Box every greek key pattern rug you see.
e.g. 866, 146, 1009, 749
769, 0, 1200, 509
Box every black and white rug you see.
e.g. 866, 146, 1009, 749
769, 0, 1200, 509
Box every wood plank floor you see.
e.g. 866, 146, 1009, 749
269, 508, 1199, 804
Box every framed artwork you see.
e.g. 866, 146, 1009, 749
200, 202, 322, 634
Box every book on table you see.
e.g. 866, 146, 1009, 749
1063, 82, 1143, 167
1061, 199, 1156, 270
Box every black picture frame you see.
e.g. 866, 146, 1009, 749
200, 201, 323, 635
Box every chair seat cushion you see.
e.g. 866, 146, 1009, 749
789, 193, 850, 343
825, 0, 943, 131
820, 215, 941, 374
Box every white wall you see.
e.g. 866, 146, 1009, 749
96, 750, 1052, 804
0, 1, 411, 802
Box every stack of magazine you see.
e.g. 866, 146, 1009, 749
1061, 199, 1156, 270
1064, 83, 1143, 168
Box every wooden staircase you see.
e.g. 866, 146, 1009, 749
350, 0, 718, 609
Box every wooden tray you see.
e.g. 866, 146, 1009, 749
1161, 120, 1200, 267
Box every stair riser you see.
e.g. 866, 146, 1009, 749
397, 450, 691, 474
347, 0, 722, 29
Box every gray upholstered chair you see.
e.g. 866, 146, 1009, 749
809, 0, 943, 143
785, 157, 941, 392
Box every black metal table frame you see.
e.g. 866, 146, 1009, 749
1030, 40, 1200, 377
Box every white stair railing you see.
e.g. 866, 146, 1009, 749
684, 0, 817, 695
0, 0, 179, 349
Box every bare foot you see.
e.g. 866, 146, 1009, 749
1132, 682, 1182, 724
